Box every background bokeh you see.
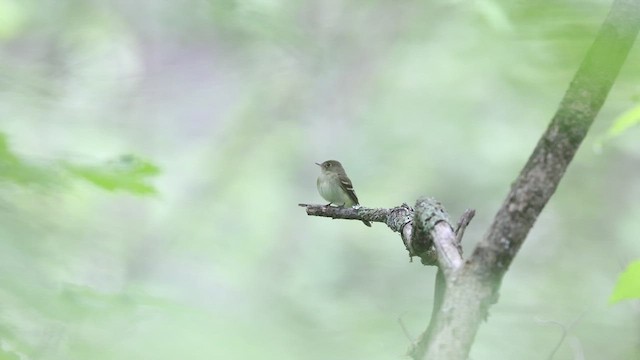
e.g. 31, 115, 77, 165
1, 0, 639, 359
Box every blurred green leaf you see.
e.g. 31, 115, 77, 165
0, 133, 50, 185
63, 154, 160, 196
599, 104, 640, 144
0, 0, 28, 39
610, 260, 640, 304
475, 0, 512, 32
0, 133, 159, 195
0, 348, 21, 360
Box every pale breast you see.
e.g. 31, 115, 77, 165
317, 175, 354, 206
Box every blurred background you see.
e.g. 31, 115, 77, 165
1, 0, 639, 359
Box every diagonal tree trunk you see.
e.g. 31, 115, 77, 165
415, 0, 640, 358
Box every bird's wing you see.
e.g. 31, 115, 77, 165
339, 177, 360, 205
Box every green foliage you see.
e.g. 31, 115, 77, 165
0, 133, 50, 185
63, 154, 160, 196
0, 0, 28, 39
0, 132, 160, 359
599, 104, 640, 144
0, 348, 21, 360
0, 132, 159, 195
610, 260, 640, 304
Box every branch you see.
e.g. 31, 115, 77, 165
406, 207, 472, 359
299, 202, 428, 261
298, 203, 395, 225
412, 197, 463, 275
455, 209, 476, 247
299, 200, 470, 269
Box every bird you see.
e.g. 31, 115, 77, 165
316, 160, 371, 227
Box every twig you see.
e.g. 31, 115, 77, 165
397, 315, 416, 344
536, 310, 587, 360
455, 209, 476, 248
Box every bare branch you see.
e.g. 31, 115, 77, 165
411, 197, 464, 272
455, 209, 475, 247
535, 310, 586, 360
299, 201, 472, 270
299, 202, 434, 262
298, 203, 392, 225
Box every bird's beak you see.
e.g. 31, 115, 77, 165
315, 162, 321, 166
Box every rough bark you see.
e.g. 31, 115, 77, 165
298, 200, 473, 267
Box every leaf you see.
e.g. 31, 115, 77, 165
0, 348, 21, 360
598, 105, 640, 145
63, 154, 160, 196
0, 132, 51, 185
0, 132, 159, 194
610, 260, 640, 304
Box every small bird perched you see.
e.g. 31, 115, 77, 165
316, 160, 371, 227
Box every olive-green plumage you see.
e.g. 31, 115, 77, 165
316, 160, 371, 227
